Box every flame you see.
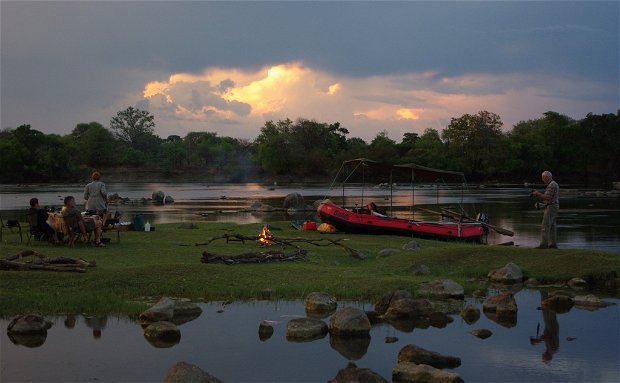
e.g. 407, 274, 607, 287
257, 225, 274, 246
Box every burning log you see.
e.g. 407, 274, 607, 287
201, 249, 308, 264
0, 250, 96, 272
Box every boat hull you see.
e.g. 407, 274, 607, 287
317, 202, 485, 242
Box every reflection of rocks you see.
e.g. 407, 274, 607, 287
164, 361, 223, 383
460, 305, 480, 324
286, 318, 328, 342
542, 294, 574, 314
417, 279, 464, 300
574, 294, 611, 309
171, 299, 203, 325
144, 321, 181, 348
304, 292, 337, 316
7, 314, 52, 348
330, 334, 371, 360
397, 344, 461, 369
328, 361, 388, 383
384, 298, 434, 319
393, 362, 463, 383
488, 262, 524, 284
567, 277, 587, 290
483, 292, 518, 328
258, 320, 274, 341
469, 328, 493, 339
428, 312, 453, 328
384, 317, 429, 333
140, 297, 202, 325
329, 307, 371, 336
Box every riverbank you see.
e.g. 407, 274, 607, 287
1, 222, 618, 317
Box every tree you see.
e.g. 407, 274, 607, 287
109, 107, 156, 152
368, 130, 399, 164
70, 122, 117, 168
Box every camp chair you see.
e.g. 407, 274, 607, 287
1, 217, 23, 243
26, 211, 42, 245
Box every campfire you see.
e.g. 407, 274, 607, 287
257, 225, 275, 246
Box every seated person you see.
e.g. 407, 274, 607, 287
27, 197, 58, 243
62, 195, 104, 247
366, 202, 388, 216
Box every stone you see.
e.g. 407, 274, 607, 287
487, 262, 524, 284
383, 298, 434, 319
567, 277, 587, 289
171, 299, 203, 325
283, 193, 307, 210
410, 264, 431, 275
329, 307, 371, 336
258, 320, 274, 341
393, 362, 464, 383
417, 279, 464, 300
483, 292, 518, 327
378, 248, 401, 257
7, 314, 52, 334
163, 361, 223, 383
328, 362, 388, 383
143, 321, 181, 348
286, 317, 328, 341
402, 240, 421, 251
140, 297, 175, 323
397, 344, 461, 369
469, 328, 493, 339
460, 305, 480, 324
573, 294, 609, 308
542, 294, 574, 313
374, 290, 413, 315
304, 292, 338, 314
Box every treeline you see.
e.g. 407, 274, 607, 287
1, 107, 618, 186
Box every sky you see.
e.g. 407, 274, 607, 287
1, 1, 618, 142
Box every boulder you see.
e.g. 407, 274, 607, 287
469, 328, 493, 339
304, 292, 338, 314
163, 361, 223, 383
417, 279, 464, 300
328, 362, 388, 383
573, 294, 610, 308
567, 277, 587, 290
171, 299, 203, 325
378, 248, 401, 257
374, 290, 413, 315
460, 305, 480, 324
258, 320, 274, 341
402, 240, 421, 251
283, 193, 307, 210
383, 298, 434, 319
410, 264, 431, 275
393, 362, 464, 383
488, 262, 524, 284
286, 317, 328, 341
329, 307, 371, 336
140, 297, 176, 323
143, 321, 181, 348
397, 344, 461, 369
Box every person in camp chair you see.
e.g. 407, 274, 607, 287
27, 197, 58, 243
62, 195, 104, 247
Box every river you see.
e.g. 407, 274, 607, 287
1, 182, 619, 253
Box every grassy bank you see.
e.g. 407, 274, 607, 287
1, 222, 618, 317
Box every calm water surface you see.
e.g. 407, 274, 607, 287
1, 291, 618, 382
1, 183, 619, 252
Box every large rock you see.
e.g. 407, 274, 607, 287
403, 240, 421, 251
258, 320, 274, 341
573, 294, 610, 309
460, 305, 480, 324
397, 344, 461, 369
383, 298, 434, 319
163, 361, 223, 383
488, 262, 524, 284
567, 277, 587, 290
417, 279, 464, 300
469, 328, 493, 339
329, 307, 371, 336
305, 292, 337, 315
283, 193, 307, 210
140, 297, 176, 323
286, 317, 328, 341
143, 321, 181, 348
375, 290, 412, 315
328, 362, 388, 383
393, 362, 464, 383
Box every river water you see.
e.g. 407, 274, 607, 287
1, 291, 618, 382
1, 182, 619, 252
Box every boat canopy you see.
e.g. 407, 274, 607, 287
341, 158, 465, 183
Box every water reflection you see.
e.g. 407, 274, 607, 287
1, 292, 618, 382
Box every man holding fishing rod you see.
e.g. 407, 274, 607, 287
531, 171, 560, 249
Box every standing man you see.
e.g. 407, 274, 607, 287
531, 170, 559, 249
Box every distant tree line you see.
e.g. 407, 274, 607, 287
1, 107, 618, 186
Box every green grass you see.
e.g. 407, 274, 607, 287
1, 222, 618, 316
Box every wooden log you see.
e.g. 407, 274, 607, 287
201, 249, 308, 264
